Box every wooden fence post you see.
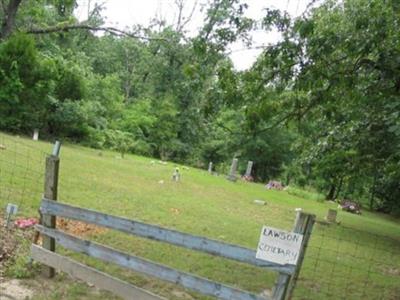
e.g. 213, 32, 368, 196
272, 211, 315, 300
41, 141, 61, 278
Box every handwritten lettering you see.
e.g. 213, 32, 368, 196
256, 226, 303, 265
262, 228, 300, 243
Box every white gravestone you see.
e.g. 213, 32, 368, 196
227, 158, 238, 181
256, 226, 303, 265
208, 162, 213, 174
33, 129, 39, 141
245, 161, 253, 177
5, 203, 18, 228
172, 168, 180, 182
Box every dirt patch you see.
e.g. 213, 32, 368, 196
0, 279, 34, 300
171, 290, 194, 300
0, 215, 105, 279
0, 221, 18, 278
382, 266, 400, 277
260, 289, 272, 298
299, 278, 321, 293
56, 218, 107, 237
0, 217, 36, 281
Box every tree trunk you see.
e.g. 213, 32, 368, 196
286, 173, 291, 186
326, 183, 336, 200
333, 176, 344, 200
0, 0, 23, 39
369, 172, 378, 210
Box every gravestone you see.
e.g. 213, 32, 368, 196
227, 158, 238, 181
33, 129, 39, 141
254, 199, 266, 205
208, 162, 213, 174
5, 203, 18, 228
172, 167, 180, 182
326, 209, 337, 223
245, 161, 253, 177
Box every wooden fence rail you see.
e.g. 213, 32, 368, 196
39, 198, 295, 275
33, 143, 315, 300
31, 244, 165, 300
35, 224, 266, 300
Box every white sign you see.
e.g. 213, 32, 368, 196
6, 203, 18, 215
256, 226, 303, 265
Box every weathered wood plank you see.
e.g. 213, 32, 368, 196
286, 214, 315, 299
36, 225, 269, 300
40, 199, 295, 275
272, 212, 315, 300
31, 244, 165, 300
41, 153, 60, 278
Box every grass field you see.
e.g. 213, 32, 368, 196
1, 132, 399, 299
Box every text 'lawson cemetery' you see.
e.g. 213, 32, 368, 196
256, 226, 303, 265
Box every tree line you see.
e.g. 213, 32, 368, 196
0, 0, 399, 214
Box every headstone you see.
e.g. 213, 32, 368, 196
227, 158, 238, 181
172, 167, 180, 182
245, 161, 253, 177
254, 199, 266, 205
33, 129, 39, 141
208, 162, 213, 173
326, 209, 337, 223
5, 203, 18, 228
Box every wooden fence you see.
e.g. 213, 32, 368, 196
31, 143, 315, 300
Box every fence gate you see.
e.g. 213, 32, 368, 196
31, 142, 315, 300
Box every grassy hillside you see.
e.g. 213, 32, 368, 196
1, 132, 399, 299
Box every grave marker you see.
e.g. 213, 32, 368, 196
227, 158, 238, 181
326, 209, 337, 223
208, 162, 213, 174
5, 203, 18, 228
245, 161, 253, 177
33, 129, 39, 141
254, 200, 266, 205
172, 168, 180, 182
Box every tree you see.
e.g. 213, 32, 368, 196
251, 0, 400, 212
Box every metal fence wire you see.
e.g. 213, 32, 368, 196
0, 133, 49, 216
293, 221, 400, 300
1, 132, 400, 300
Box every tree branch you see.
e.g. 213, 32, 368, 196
26, 24, 168, 41
177, 0, 198, 33
1, 0, 22, 39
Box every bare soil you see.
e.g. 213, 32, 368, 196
0, 279, 34, 300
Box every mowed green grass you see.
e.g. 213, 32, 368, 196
1, 132, 399, 300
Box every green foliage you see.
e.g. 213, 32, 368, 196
1, 132, 399, 299
54, 59, 87, 101
104, 129, 135, 158
0, 33, 54, 132
5, 235, 39, 279
251, 0, 400, 212
0, 0, 398, 214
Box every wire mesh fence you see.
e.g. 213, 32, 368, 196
293, 222, 400, 300
1, 132, 399, 299
0, 132, 49, 217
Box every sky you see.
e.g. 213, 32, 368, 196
75, 0, 311, 70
